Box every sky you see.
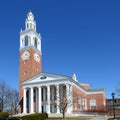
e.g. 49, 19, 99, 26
0, 0, 120, 98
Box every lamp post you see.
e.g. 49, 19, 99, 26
111, 93, 117, 120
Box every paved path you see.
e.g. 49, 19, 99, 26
49, 113, 109, 120
91, 116, 108, 120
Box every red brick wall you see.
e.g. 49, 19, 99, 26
73, 86, 87, 101
80, 84, 91, 90
19, 48, 42, 113
72, 85, 87, 111
87, 93, 106, 110
72, 85, 106, 112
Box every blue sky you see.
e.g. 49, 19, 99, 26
0, 0, 120, 98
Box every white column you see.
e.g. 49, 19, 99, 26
23, 88, 27, 113
51, 86, 54, 113
36, 88, 38, 112
47, 85, 50, 113
43, 87, 46, 112
30, 87, 34, 113
56, 84, 60, 113
38, 87, 41, 113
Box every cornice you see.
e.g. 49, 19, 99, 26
20, 29, 41, 39
22, 72, 105, 95
20, 46, 42, 55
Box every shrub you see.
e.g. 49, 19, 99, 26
22, 113, 48, 120
0, 112, 9, 118
15, 116, 23, 120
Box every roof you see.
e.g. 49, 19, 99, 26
87, 88, 105, 92
22, 72, 105, 94
23, 72, 71, 85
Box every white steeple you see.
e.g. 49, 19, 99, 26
20, 11, 41, 53
25, 11, 36, 31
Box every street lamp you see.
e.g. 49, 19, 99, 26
111, 93, 117, 120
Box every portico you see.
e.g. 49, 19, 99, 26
22, 75, 73, 114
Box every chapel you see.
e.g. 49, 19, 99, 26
18, 11, 106, 114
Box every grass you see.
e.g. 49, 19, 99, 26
108, 117, 120, 120
46, 117, 92, 120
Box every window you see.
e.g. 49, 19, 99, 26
24, 71, 27, 75
90, 99, 97, 110
74, 103, 77, 110
24, 61, 27, 64
36, 67, 38, 72
78, 96, 81, 110
30, 23, 32, 28
82, 98, 85, 110
40, 76, 47, 80
34, 38, 37, 48
78, 96, 81, 103
27, 23, 29, 28
78, 104, 81, 110
25, 36, 28, 46
34, 25, 35, 30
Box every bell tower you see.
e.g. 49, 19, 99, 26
19, 11, 42, 113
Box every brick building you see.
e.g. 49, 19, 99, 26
106, 98, 120, 115
19, 11, 106, 114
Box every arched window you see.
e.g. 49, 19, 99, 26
30, 23, 32, 29
22, 39, 24, 48
90, 99, 97, 110
25, 36, 29, 46
34, 38, 37, 48
27, 23, 29, 29
34, 25, 35, 30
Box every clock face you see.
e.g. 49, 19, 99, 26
21, 51, 30, 60
34, 53, 40, 62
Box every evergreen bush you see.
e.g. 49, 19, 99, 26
0, 112, 9, 118
22, 113, 48, 120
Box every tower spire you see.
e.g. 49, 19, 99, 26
20, 11, 41, 53
25, 11, 36, 31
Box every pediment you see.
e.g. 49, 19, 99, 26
23, 72, 70, 85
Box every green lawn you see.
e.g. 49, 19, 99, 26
108, 117, 120, 120
46, 117, 92, 120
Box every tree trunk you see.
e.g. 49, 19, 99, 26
63, 110, 65, 118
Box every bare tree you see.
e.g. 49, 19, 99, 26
0, 81, 10, 111
0, 97, 3, 112
0, 81, 18, 114
12, 89, 19, 114
54, 85, 75, 118
8, 89, 19, 115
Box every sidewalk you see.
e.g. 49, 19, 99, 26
91, 116, 108, 120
